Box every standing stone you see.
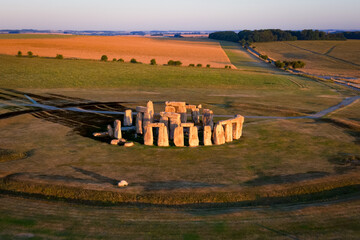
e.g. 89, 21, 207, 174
143, 112, 151, 131
165, 106, 176, 113
191, 108, 200, 124
157, 126, 169, 147
107, 125, 114, 138
114, 120, 122, 139
224, 122, 233, 142
136, 112, 143, 134
159, 113, 169, 135
203, 109, 214, 130
178, 106, 187, 123
189, 126, 199, 147
213, 123, 225, 145
169, 114, 181, 140
233, 115, 245, 139
173, 126, 184, 147
124, 110, 133, 126
203, 126, 212, 146
143, 126, 153, 146
147, 101, 154, 122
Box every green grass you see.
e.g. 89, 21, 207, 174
0, 54, 301, 89
0, 46, 359, 238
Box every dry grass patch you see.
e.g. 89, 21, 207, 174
0, 35, 233, 68
253, 40, 360, 78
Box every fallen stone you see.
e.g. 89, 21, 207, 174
124, 110, 133, 126
114, 120, 122, 139
124, 142, 135, 147
118, 180, 128, 187
93, 132, 108, 137
111, 139, 120, 145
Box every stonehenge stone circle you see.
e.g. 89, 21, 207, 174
94, 101, 244, 148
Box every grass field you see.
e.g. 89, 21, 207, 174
0, 34, 233, 68
0, 39, 360, 239
252, 40, 360, 79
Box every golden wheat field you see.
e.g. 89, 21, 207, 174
0, 35, 233, 68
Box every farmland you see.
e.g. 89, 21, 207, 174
0, 35, 233, 68
0, 35, 360, 239
252, 40, 360, 79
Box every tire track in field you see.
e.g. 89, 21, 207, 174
324, 45, 338, 55
285, 43, 360, 68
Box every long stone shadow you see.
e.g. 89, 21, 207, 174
71, 167, 118, 185
243, 171, 330, 186
0, 88, 137, 143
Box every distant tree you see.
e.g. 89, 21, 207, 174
209, 31, 240, 42
17, 51, 22, 57
168, 60, 182, 66
27, 51, 33, 57
275, 60, 285, 68
130, 58, 138, 63
225, 65, 228, 69
259, 54, 268, 60
117, 58, 124, 62
196, 64, 202, 67
188, 64, 195, 67
101, 55, 108, 61
55, 54, 63, 59
150, 59, 157, 65
206, 64, 211, 68
112, 58, 117, 62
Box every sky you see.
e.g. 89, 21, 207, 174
0, 0, 359, 31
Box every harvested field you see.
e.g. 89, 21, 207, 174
0, 35, 233, 68
253, 40, 360, 79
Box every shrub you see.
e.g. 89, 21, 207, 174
17, 51, 22, 57
225, 65, 228, 69
150, 59, 157, 65
206, 64, 211, 68
112, 58, 117, 62
55, 54, 63, 59
188, 64, 195, 67
130, 58, 138, 63
117, 58, 124, 62
259, 54, 268, 60
275, 60, 285, 68
197, 64, 202, 67
27, 51, 33, 57
168, 60, 182, 66
100, 55, 108, 61
229, 66, 232, 69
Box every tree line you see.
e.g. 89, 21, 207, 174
209, 29, 360, 43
